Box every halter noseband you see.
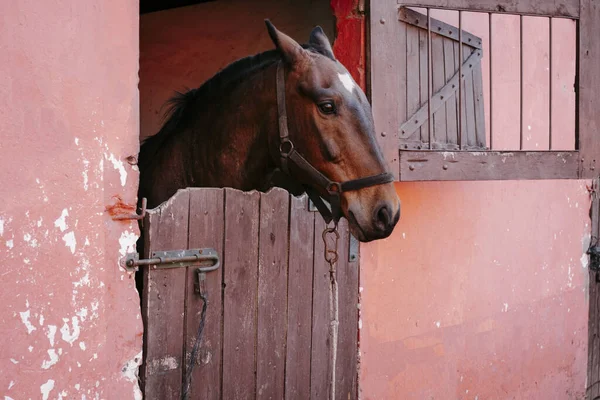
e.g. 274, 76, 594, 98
275, 62, 394, 224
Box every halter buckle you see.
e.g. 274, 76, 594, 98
327, 182, 342, 195
279, 140, 294, 157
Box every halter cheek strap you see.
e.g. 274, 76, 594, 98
275, 62, 394, 224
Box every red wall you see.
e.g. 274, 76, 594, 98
0, 2, 142, 398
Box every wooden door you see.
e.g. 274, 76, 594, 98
139, 187, 359, 400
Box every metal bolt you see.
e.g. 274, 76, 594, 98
409, 165, 415, 171
443, 165, 448, 170
380, 18, 386, 24
381, 131, 387, 137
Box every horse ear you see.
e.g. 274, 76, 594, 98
265, 19, 306, 65
308, 26, 335, 60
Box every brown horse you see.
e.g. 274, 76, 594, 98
138, 21, 400, 242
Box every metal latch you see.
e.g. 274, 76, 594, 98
121, 248, 219, 272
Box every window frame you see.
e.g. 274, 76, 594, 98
369, 0, 600, 181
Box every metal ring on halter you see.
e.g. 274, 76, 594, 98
279, 139, 294, 157
327, 182, 342, 195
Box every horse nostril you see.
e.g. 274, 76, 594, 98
374, 204, 391, 231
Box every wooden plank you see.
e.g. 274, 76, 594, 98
462, 44, 477, 148
418, 28, 430, 146
398, 150, 580, 180
143, 189, 190, 400
405, 24, 421, 147
256, 189, 289, 399
399, 7, 482, 49
592, 181, 600, 399
472, 51, 487, 148
184, 188, 224, 400
285, 195, 315, 400
222, 189, 260, 400
443, 37, 458, 147
371, 1, 405, 178
432, 33, 447, 146
334, 220, 358, 400
396, 0, 579, 18
578, 0, 600, 178
140, 203, 160, 393
310, 215, 332, 399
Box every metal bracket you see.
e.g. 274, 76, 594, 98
349, 234, 359, 262
121, 248, 219, 272
113, 198, 147, 226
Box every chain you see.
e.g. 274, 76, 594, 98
322, 222, 339, 400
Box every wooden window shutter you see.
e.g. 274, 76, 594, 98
369, 0, 600, 182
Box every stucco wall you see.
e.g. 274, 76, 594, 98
0, 2, 143, 399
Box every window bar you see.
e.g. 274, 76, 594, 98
519, 15, 524, 150
489, 13, 493, 150
549, 17, 553, 150
458, 11, 463, 150
427, 8, 433, 149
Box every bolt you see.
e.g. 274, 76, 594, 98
409, 165, 415, 171
381, 131, 387, 137
443, 165, 449, 170
380, 18, 386, 24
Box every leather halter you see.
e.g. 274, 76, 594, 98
275, 62, 394, 224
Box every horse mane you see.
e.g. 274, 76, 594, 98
138, 43, 333, 170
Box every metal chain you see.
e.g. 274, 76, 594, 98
322, 222, 340, 400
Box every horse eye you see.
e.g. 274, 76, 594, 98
318, 101, 336, 115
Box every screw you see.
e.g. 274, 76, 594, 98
443, 165, 449, 170
381, 131, 387, 137
409, 165, 415, 171
380, 18, 386, 24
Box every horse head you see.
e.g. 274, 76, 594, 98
266, 21, 401, 242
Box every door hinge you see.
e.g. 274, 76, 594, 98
121, 248, 219, 273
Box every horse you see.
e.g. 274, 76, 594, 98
138, 20, 400, 243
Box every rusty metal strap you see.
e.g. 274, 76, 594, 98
399, 49, 482, 140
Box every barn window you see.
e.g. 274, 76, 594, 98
370, 0, 600, 181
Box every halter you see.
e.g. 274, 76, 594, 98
275, 62, 394, 224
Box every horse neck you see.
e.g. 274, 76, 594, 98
186, 63, 280, 190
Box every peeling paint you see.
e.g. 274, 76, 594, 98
122, 351, 143, 400
119, 230, 138, 258
0, 218, 4, 236
40, 379, 55, 400
5, 239, 13, 249
41, 349, 59, 369
106, 153, 128, 186
19, 309, 36, 334
62, 231, 77, 254
47, 325, 57, 346
60, 316, 81, 345
54, 209, 69, 232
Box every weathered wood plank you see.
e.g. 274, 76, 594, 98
140, 203, 160, 393
418, 28, 430, 146
462, 44, 477, 148
397, 0, 579, 18
256, 189, 289, 399
334, 221, 358, 400
432, 32, 447, 146
285, 195, 315, 400
222, 189, 260, 400
472, 48, 487, 149
398, 150, 580, 180
185, 188, 224, 400
443, 37, 458, 147
143, 189, 190, 400
371, 1, 405, 178
578, 0, 600, 178
591, 181, 600, 399
405, 24, 421, 147
310, 215, 332, 399
399, 7, 482, 49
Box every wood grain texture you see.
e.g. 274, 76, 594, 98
256, 189, 289, 399
397, 0, 579, 18
399, 150, 580, 180
222, 189, 260, 400
143, 189, 190, 400
310, 215, 332, 399
185, 188, 224, 400
444, 37, 458, 147
578, 0, 600, 178
371, 1, 405, 178
285, 195, 315, 400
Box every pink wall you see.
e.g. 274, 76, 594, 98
358, 8, 589, 400
0, 2, 142, 399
